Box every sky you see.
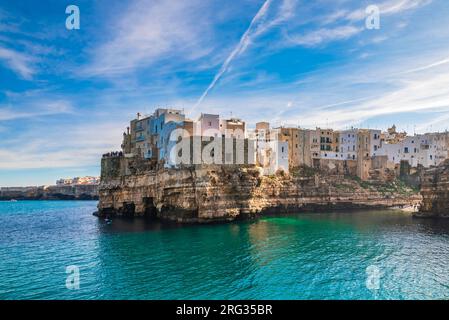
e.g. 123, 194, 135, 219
1, 0, 449, 186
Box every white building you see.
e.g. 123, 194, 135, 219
317, 128, 381, 161
320, 151, 342, 160
256, 140, 289, 175
377, 132, 449, 168
339, 129, 358, 160
369, 130, 382, 157
249, 124, 289, 175
197, 113, 220, 137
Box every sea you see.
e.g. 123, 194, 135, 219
1, 200, 449, 300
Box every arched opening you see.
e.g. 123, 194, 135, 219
121, 202, 135, 217
143, 197, 157, 219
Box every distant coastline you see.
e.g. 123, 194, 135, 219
0, 184, 99, 201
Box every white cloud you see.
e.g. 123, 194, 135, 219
0, 46, 35, 79
0, 100, 73, 121
299, 74, 449, 129
0, 121, 124, 169
399, 57, 449, 75
285, 26, 363, 47
344, 0, 432, 22
381, 0, 432, 15
83, 0, 215, 77
286, 0, 432, 47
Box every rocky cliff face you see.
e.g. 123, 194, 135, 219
417, 160, 449, 218
97, 157, 421, 223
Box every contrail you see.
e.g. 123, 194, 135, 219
192, 0, 272, 112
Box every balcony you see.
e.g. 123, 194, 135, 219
135, 126, 144, 132
135, 136, 145, 142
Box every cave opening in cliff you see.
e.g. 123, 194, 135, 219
143, 197, 158, 219
121, 202, 136, 217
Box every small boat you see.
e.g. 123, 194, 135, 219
10, 199, 17, 202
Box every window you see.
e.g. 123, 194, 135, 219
404, 147, 409, 153
281, 146, 284, 153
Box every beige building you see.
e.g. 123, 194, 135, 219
276, 127, 301, 169
321, 131, 341, 160
381, 124, 407, 144
129, 113, 151, 158
357, 129, 372, 180
219, 118, 245, 138
297, 129, 314, 167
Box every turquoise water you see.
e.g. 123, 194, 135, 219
1, 200, 449, 300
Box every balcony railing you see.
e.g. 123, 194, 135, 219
135, 136, 145, 142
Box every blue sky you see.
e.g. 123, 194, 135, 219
1, 0, 449, 186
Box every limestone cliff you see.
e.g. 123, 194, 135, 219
97, 157, 420, 223
417, 160, 449, 218
0, 184, 98, 200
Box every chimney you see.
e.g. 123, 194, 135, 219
137, 112, 141, 120
127, 126, 130, 135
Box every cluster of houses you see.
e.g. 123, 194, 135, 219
117, 108, 449, 181
56, 176, 100, 186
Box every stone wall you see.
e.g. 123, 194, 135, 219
312, 158, 357, 176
